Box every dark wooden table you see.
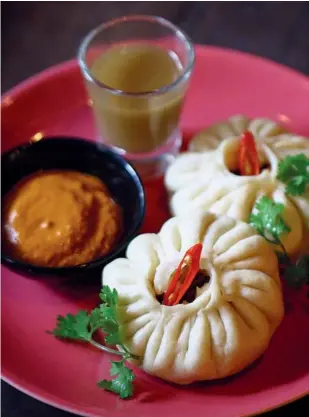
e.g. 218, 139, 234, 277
1, 2, 309, 416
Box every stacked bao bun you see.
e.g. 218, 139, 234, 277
165, 115, 309, 255
102, 115, 308, 384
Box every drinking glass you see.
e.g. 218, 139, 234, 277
78, 15, 195, 179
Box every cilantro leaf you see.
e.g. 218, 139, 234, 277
51, 310, 91, 341
277, 154, 309, 196
98, 360, 135, 399
89, 307, 106, 335
51, 308, 106, 341
50, 286, 138, 399
101, 318, 122, 346
250, 197, 309, 290
99, 303, 117, 320
249, 196, 291, 244
101, 318, 119, 335
99, 286, 119, 321
100, 285, 118, 308
99, 286, 123, 346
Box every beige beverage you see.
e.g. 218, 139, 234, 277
87, 44, 185, 154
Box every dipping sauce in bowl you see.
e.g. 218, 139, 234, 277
2, 170, 123, 267
1, 136, 145, 279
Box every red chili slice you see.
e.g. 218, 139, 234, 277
239, 131, 260, 176
163, 243, 203, 306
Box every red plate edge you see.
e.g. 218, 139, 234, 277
2, 371, 308, 417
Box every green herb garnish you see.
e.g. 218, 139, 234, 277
50, 286, 138, 399
250, 196, 309, 288
249, 196, 291, 254
277, 153, 309, 196
98, 360, 135, 399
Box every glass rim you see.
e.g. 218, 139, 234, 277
77, 14, 195, 97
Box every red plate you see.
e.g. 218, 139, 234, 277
2, 45, 309, 417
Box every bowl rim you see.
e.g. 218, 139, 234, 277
1, 136, 146, 275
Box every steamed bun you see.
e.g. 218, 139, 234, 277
102, 211, 284, 384
165, 116, 309, 255
189, 115, 286, 153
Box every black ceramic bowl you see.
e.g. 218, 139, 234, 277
1, 137, 145, 279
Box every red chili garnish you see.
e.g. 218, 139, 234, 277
239, 131, 260, 176
163, 243, 203, 306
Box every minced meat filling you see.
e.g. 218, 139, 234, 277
156, 270, 210, 304
232, 164, 270, 176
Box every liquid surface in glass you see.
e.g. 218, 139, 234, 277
87, 44, 185, 154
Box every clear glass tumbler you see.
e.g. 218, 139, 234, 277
78, 15, 195, 179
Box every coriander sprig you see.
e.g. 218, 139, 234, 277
277, 153, 309, 196
98, 359, 135, 399
50, 286, 138, 399
249, 196, 291, 255
250, 196, 309, 288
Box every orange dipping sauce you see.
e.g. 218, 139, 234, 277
2, 171, 122, 267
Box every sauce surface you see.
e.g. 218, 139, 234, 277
87, 44, 185, 153
2, 171, 122, 267
91, 43, 182, 93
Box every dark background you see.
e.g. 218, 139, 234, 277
1, 1, 309, 416
2, 1, 309, 92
